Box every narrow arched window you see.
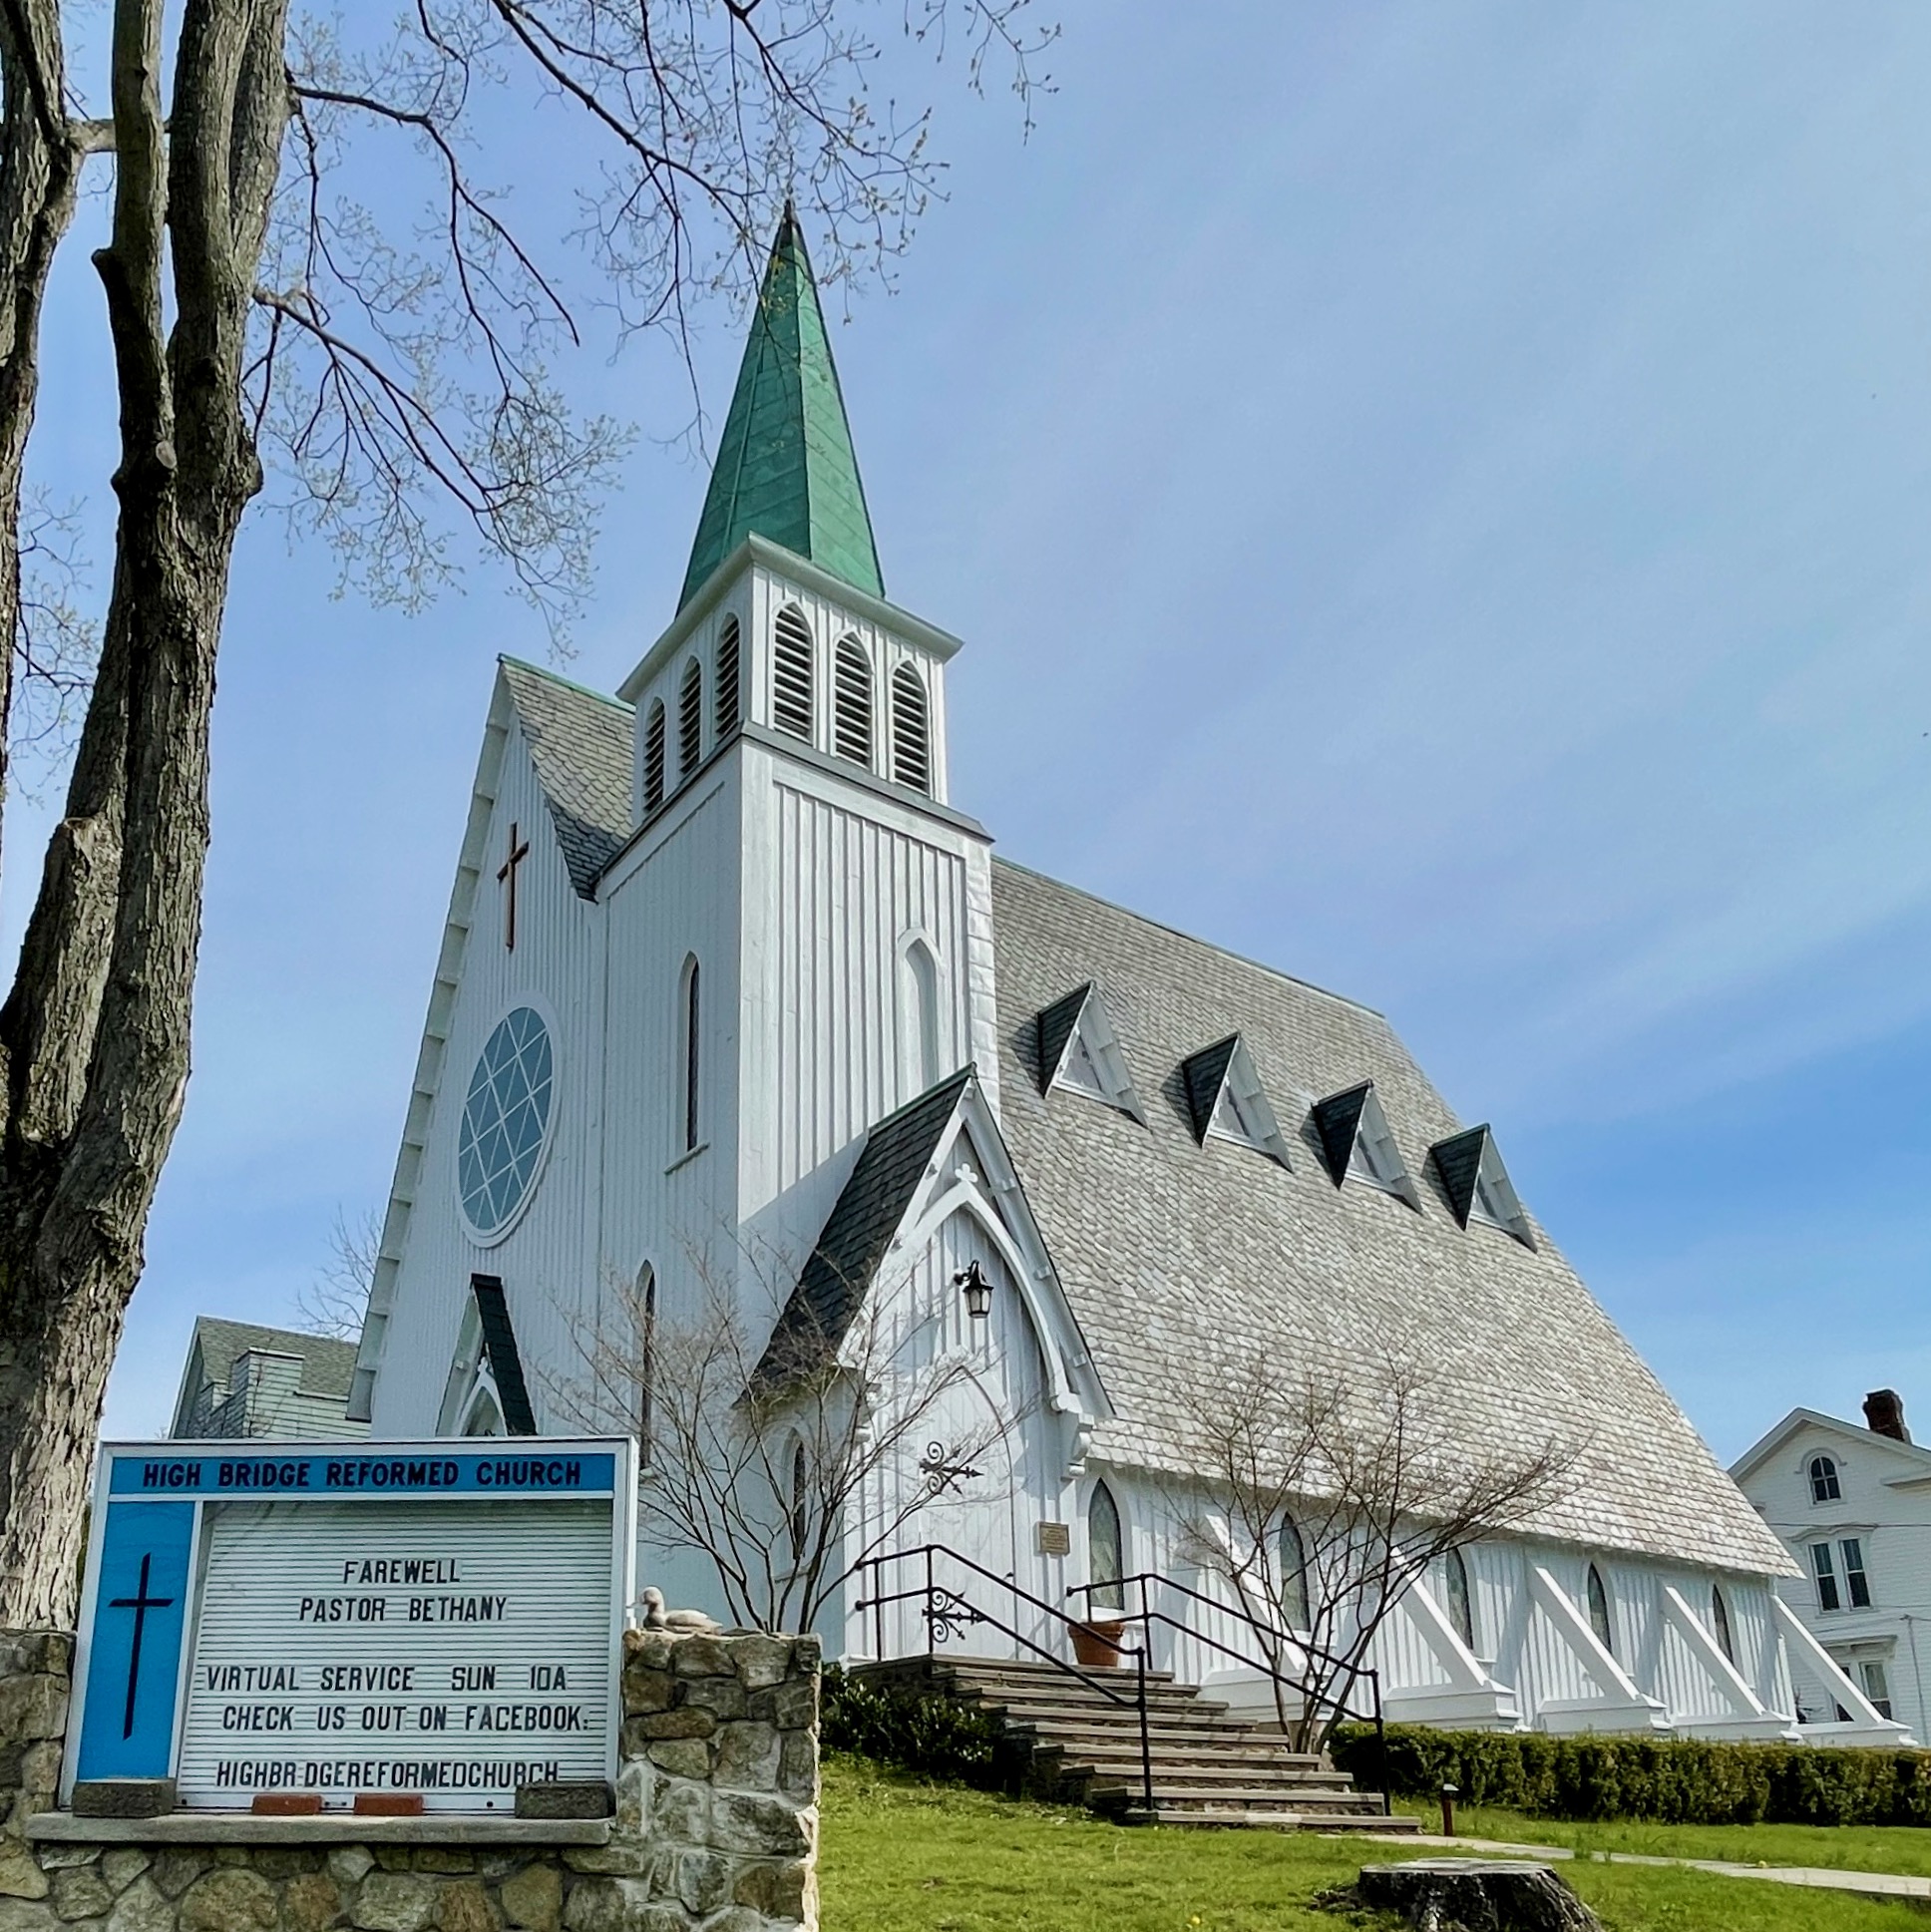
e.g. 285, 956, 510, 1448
643, 699, 666, 813
1809, 1454, 1841, 1503
715, 614, 741, 742
679, 955, 701, 1153
905, 941, 940, 1091
636, 1265, 657, 1472
463, 1388, 504, 1438
678, 656, 703, 779
1586, 1564, 1614, 1656
1444, 1548, 1475, 1650
773, 604, 814, 741
1279, 1516, 1310, 1631
1712, 1583, 1735, 1663
789, 1441, 810, 1559
833, 635, 873, 767
891, 662, 930, 792
1087, 1480, 1124, 1611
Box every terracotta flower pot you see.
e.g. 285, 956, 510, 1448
1071, 1616, 1127, 1668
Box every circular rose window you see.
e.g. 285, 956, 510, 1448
456, 1006, 555, 1239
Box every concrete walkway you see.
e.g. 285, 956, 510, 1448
1376, 1831, 1931, 1904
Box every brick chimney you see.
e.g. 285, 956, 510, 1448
1864, 1388, 1911, 1443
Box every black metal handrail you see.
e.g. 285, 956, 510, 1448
853, 1543, 1156, 1817
1069, 1569, 1389, 1816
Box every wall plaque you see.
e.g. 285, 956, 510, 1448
65, 1439, 635, 1812
1035, 1521, 1071, 1556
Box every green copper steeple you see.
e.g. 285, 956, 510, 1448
678, 208, 884, 610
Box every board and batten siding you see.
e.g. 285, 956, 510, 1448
370, 735, 607, 1439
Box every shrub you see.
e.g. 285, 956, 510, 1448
821, 1665, 1008, 1788
1330, 1723, 1931, 1827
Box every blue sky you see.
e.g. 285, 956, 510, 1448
19, 3, 1931, 1461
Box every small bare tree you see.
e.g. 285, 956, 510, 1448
1171, 1349, 1580, 1752
549, 1248, 1017, 1635
293, 1205, 381, 1340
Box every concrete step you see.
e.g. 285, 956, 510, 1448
1119, 1805, 1422, 1833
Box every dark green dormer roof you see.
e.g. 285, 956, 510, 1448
678, 209, 884, 610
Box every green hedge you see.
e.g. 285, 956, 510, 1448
1329, 1723, 1931, 1826
820, 1665, 1011, 1788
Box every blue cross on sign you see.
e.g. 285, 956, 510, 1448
77, 1502, 193, 1780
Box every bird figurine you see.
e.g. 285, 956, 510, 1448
637, 1586, 724, 1635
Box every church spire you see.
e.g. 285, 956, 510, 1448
677, 206, 885, 611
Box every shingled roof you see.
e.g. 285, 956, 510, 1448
499, 658, 633, 897
988, 858, 1788, 1577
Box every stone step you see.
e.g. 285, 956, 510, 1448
1119, 1805, 1423, 1833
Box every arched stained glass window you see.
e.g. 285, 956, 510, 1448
1586, 1564, 1614, 1656
773, 605, 814, 741
637, 1264, 657, 1471
1444, 1548, 1475, 1650
833, 635, 873, 766
715, 614, 741, 741
891, 662, 930, 792
1712, 1584, 1735, 1663
1087, 1480, 1124, 1612
643, 699, 666, 813
789, 1441, 810, 1559
1280, 1517, 1310, 1631
456, 1006, 555, 1239
680, 956, 701, 1153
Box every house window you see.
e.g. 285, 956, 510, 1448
1711, 1585, 1735, 1664
643, 699, 666, 813
773, 605, 815, 740
678, 657, 703, 779
1444, 1548, 1475, 1651
833, 635, 873, 767
1586, 1564, 1614, 1655
1280, 1517, 1310, 1631
1860, 1660, 1893, 1720
636, 1265, 656, 1472
1087, 1480, 1124, 1612
715, 614, 741, 740
1809, 1454, 1841, 1503
1841, 1538, 1872, 1609
1811, 1542, 1841, 1613
891, 662, 931, 793
679, 956, 701, 1154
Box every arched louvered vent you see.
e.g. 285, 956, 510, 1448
643, 699, 666, 812
773, 605, 814, 741
678, 657, 703, 778
833, 635, 873, 766
891, 662, 931, 793
715, 614, 741, 741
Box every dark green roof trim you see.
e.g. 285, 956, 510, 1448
1034, 985, 1092, 1094
1180, 1035, 1242, 1144
755, 1067, 974, 1386
1312, 1082, 1374, 1187
679, 209, 884, 610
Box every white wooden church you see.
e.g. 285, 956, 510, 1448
346, 213, 1892, 1744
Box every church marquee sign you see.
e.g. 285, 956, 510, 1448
65, 1438, 636, 1812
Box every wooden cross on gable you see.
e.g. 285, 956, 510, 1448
497, 821, 532, 951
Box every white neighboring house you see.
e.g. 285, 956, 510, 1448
1733, 1391, 1931, 1744
342, 210, 1896, 1744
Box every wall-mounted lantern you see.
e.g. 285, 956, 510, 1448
954, 1260, 993, 1322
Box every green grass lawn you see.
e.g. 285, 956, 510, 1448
1408, 1798, 1931, 1878
820, 1756, 1929, 1929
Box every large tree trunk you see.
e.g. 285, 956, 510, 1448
0, 0, 286, 1630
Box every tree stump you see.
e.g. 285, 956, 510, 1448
1347, 1860, 1603, 1932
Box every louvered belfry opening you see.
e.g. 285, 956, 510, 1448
833, 635, 873, 766
678, 656, 704, 778
715, 613, 741, 740
773, 604, 815, 740
891, 662, 931, 792
643, 698, 667, 811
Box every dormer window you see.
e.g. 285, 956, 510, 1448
1182, 1034, 1292, 1168
1429, 1124, 1535, 1249
1035, 983, 1145, 1123
1312, 1081, 1419, 1207
1809, 1454, 1841, 1504
773, 604, 815, 741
